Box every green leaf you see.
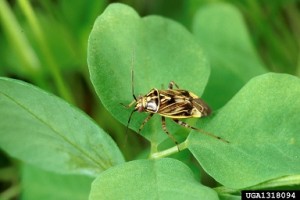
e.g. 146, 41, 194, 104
21, 164, 93, 200
0, 78, 124, 175
188, 73, 300, 189
88, 3, 210, 144
218, 194, 241, 200
192, 3, 267, 109
89, 158, 218, 200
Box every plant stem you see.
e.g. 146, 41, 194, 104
0, 184, 20, 200
17, 0, 75, 104
149, 140, 188, 159
0, 0, 40, 74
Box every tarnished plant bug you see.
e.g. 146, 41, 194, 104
122, 52, 228, 149
122, 69, 229, 149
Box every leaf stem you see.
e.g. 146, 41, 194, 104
247, 174, 300, 190
214, 175, 300, 195
150, 142, 158, 155
149, 140, 188, 159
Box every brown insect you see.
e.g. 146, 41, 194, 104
122, 70, 229, 148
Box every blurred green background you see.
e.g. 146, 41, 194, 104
0, 0, 299, 199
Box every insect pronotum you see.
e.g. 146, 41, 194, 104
122, 69, 229, 149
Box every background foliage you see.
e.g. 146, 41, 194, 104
0, 0, 299, 199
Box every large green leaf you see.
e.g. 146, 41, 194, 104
0, 78, 124, 175
88, 3, 210, 144
192, 3, 267, 109
21, 164, 93, 200
188, 73, 300, 189
89, 158, 218, 200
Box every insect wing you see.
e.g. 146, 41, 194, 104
158, 89, 196, 118
191, 97, 211, 116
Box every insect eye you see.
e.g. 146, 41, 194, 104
138, 106, 144, 112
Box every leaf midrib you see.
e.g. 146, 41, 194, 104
0, 91, 107, 171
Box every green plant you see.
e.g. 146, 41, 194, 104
1, 2, 299, 200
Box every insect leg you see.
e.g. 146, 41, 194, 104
168, 81, 180, 89
161, 117, 180, 150
172, 119, 229, 143
120, 100, 136, 108
138, 113, 154, 134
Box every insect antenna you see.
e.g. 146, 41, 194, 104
131, 47, 137, 101
123, 48, 137, 147
131, 69, 137, 101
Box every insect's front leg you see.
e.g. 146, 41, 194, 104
138, 113, 154, 134
168, 81, 180, 89
172, 119, 229, 143
120, 100, 136, 108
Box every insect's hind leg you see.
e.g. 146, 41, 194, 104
138, 113, 154, 134
168, 81, 180, 89
161, 117, 180, 151
172, 119, 229, 143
